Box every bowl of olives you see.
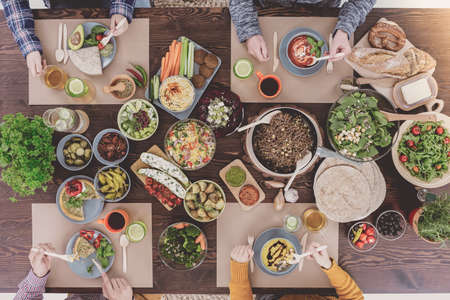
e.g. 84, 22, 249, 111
57, 134, 93, 171
376, 210, 407, 241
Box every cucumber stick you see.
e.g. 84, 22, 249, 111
153, 75, 159, 100
179, 37, 188, 76
187, 42, 195, 79
183, 38, 189, 76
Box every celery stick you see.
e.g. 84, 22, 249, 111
179, 37, 186, 75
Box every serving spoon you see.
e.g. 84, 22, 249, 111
380, 111, 437, 122
284, 151, 313, 193
55, 23, 65, 63
237, 110, 281, 132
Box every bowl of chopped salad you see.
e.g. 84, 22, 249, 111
117, 99, 159, 141
164, 119, 216, 171
327, 89, 398, 162
392, 112, 450, 188
158, 222, 207, 271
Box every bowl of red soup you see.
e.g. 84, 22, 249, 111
280, 28, 328, 77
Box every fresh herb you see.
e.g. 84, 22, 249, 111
398, 121, 449, 182
0, 113, 55, 201
161, 225, 204, 268
328, 92, 394, 159
96, 238, 114, 268
418, 198, 450, 244
66, 192, 88, 208
87, 264, 93, 273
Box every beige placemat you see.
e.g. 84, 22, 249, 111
231, 17, 354, 103
217, 203, 338, 288
29, 18, 149, 105
32, 203, 153, 288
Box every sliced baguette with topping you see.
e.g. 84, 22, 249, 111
140, 152, 189, 187
138, 168, 186, 199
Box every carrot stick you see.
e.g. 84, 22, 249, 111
173, 223, 185, 230
160, 56, 166, 81
174, 42, 182, 76
161, 52, 170, 81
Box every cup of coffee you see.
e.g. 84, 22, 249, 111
256, 72, 281, 99
97, 209, 129, 233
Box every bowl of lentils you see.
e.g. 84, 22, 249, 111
376, 210, 407, 241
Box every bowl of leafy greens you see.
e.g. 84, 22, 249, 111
327, 89, 398, 162
158, 222, 207, 271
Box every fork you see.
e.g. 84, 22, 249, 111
248, 234, 255, 272
31, 248, 75, 263
326, 33, 333, 74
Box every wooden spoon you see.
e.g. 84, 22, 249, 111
380, 111, 437, 122
103, 82, 126, 94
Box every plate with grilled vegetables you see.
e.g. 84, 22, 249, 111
94, 166, 131, 202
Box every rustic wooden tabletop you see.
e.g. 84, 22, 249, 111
0, 7, 449, 295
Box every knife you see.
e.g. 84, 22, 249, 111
298, 232, 308, 272
273, 31, 279, 73
63, 24, 69, 64
91, 258, 104, 274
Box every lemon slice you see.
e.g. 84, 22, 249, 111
233, 58, 253, 79
126, 222, 147, 243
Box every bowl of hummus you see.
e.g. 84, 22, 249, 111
159, 76, 195, 112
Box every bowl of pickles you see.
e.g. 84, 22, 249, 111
94, 166, 131, 202
57, 134, 93, 171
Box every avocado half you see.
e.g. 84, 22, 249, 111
68, 24, 84, 51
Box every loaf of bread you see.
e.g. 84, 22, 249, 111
348, 47, 436, 79
369, 22, 406, 51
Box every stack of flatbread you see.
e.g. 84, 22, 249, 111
313, 158, 386, 223
69, 46, 103, 76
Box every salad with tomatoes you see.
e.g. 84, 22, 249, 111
398, 121, 450, 182
164, 119, 216, 170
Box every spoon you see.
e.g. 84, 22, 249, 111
287, 245, 328, 265
55, 23, 64, 63
31, 247, 75, 263
120, 234, 129, 273
100, 18, 127, 47
284, 151, 313, 193
326, 33, 333, 74
103, 82, 126, 94
306, 52, 345, 66
238, 110, 281, 132
380, 111, 437, 122
91, 258, 104, 274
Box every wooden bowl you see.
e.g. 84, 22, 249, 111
104, 74, 136, 101
391, 112, 450, 188
410, 207, 442, 245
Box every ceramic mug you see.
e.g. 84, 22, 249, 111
256, 71, 282, 99
97, 209, 129, 233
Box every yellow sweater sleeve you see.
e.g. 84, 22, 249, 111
229, 260, 253, 300
321, 260, 364, 300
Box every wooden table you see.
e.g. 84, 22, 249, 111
0, 7, 449, 295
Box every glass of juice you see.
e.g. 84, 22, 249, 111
43, 65, 68, 89
303, 208, 327, 232
42, 107, 89, 133
283, 215, 301, 233
65, 77, 96, 103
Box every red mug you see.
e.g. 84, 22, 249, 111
97, 209, 129, 233
256, 71, 282, 99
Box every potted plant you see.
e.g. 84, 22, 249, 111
0, 113, 56, 202
411, 198, 450, 246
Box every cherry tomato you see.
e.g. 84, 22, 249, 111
80, 230, 94, 241
175, 198, 183, 205
65, 180, 83, 197
98, 43, 104, 50
426, 125, 432, 131
399, 154, 408, 163
448, 151, 450, 157
367, 236, 376, 244
444, 137, 450, 144
355, 241, 365, 249
365, 227, 375, 236
360, 233, 368, 242
406, 140, 415, 148
413, 166, 419, 173
436, 127, 444, 135
95, 34, 103, 41
411, 125, 421, 136
436, 164, 442, 170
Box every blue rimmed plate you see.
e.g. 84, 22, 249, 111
279, 28, 328, 77
65, 229, 115, 279
56, 175, 104, 224
253, 228, 302, 276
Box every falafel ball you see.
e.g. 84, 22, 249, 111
199, 65, 214, 78
191, 74, 206, 89
204, 53, 219, 69
194, 49, 207, 65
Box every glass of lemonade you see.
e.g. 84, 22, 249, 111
303, 208, 328, 232
42, 107, 89, 133
283, 215, 301, 233
64, 77, 96, 103
43, 65, 68, 89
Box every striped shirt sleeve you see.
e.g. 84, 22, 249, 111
14, 270, 49, 300
110, 0, 137, 24
1, 0, 42, 58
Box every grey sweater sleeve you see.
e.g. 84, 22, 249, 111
335, 0, 376, 36
230, 0, 262, 43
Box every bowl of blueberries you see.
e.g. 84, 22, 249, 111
376, 210, 407, 241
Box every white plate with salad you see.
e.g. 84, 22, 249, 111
117, 99, 159, 141
145, 36, 222, 120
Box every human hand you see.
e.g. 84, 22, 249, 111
329, 30, 351, 62
29, 243, 54, 278
102, 273, 133, 300
110, 14, 129, 37
308, 242, 332, 269
26, 51, 46, 77
246, 34, 269, 63
231, 245, 254, 263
